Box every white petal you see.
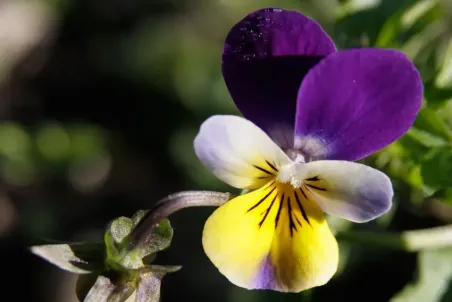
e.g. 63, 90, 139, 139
194, 115, 291, 189
303, 160, 393, 223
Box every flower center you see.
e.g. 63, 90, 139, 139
285, 148, 306, 163
277, 161, 308, 188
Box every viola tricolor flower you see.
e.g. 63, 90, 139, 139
194, 8, 423, 293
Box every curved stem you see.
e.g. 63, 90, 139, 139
124, 190, 452, 253
125, 191, 232, 252
336, 224, 452, 251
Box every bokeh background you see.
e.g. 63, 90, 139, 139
2, 0, 452, 301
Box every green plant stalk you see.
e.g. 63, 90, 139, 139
337, 224, 452, 251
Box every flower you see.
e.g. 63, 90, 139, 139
194, 7, 423, 293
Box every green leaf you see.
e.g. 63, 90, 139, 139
375, 10, 404, 48
146, 265, 181, 274
401, 0, 440, 29
77, 265, 180, 302
104, 212, 174, 270
141, 253, 157, 265
430, 188, 452, 205
375, 0, 440, 48
414, 108, 452, 142
105, 217, 135, 258
104, 215, 144, 270
435, 37, 452, 88
436, 99, 452, 128
421, 147, 452, 189
31, 208, 180, 301
105, 211, 172, 259
407, 128, 448, 148
30, 243, 104, 274
401, 20, 445, 62
137, 219, 173, 258
391, 248, 452, 302
131, 210, 148, 225
396, 134, 429, 163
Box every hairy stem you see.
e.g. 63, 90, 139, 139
125, 191, 232, 252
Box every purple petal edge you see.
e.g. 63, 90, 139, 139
294, 48, 423, 161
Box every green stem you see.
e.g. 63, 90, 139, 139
124, 189, 452, 254
337, 224, 452, 251
336, 231, 405, 249
402, 225, 452, 251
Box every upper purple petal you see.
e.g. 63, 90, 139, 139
222, 7, 336, 147
294, 48, 423, 161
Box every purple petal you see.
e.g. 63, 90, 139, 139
222, 8, 336, 146
294, 48, 423, 161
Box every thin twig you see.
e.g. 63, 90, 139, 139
125, 191, 232, 252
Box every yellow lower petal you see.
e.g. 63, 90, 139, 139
202, 180, 339, 292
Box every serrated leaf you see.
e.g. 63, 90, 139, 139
421, 147, 452, 189
30, 243, 104, 274
391, 248, 452, 302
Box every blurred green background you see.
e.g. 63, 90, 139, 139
2, 0, 452, 301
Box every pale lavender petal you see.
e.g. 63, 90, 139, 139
294, 48, 423, 161
304, 160, 393, 223
194, 115, 291, 189
222, 7, 336, 145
